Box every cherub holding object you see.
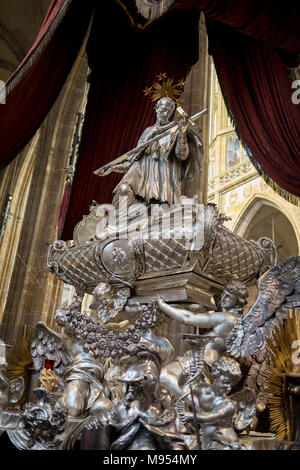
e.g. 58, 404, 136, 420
157, 280, 249, 363
181, 357, 248, 450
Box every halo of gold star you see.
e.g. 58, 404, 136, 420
144, 74, 185, 105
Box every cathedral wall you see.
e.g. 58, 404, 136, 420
0, 4, 89, 346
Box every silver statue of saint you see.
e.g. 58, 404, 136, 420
98, 97, 203, 207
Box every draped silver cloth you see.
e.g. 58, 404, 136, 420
113, 126, 203, 206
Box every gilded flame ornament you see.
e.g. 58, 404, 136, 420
144, 73, 185, 105
264, 309, 300, 441
39, 368, 59, 393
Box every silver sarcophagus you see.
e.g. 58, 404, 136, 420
48, 204, 274, 308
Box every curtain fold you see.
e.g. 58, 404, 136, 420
6, 0, 73, 93
61, 0, 300, 238
175, 0, 300, 53
205, 18, 300, 198
173, 1, 300, 200
61, 3, 200, 240
0, 0, 93, 167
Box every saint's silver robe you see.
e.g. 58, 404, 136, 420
113, 124, 203, 206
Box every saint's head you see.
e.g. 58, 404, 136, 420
155, 97, 175, 125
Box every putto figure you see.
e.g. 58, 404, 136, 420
54, 302, 105, 418
158, 280, 249, 364
181, 357, 248, 450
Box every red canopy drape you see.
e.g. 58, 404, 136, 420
206, 18, 300, 198
7, 0, 72, 88
175, 0, 300, 199
0, 0, 93, 167
61, 3, 200, 239
176, 0, 300, 53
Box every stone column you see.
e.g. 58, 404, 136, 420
182, 13, 210, 205
162, 15, 211, 356
0, 53, 89, 346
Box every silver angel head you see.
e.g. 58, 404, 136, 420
221, 280, 249, 313
211, 356, 242, 395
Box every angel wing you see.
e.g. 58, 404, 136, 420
114, 287, 131, 315
230, 387, 257, 432
226, 256, 300, 358
31, 322, 73, 377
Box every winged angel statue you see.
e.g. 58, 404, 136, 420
31, 303, 106, 419
227, 256, 300, 357
226, 255, 300, 421
159, 255, 300, 431
0, 323, 72, 450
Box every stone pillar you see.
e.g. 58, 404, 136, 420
161, 15, 211, 356
182, 13, 210, 205
0, 52, 88, 346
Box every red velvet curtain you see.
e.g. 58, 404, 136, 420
58, 184, 71, 237
0, 0, 93, 167
206, 19, 300, 197
176, 0, 300, 53
61, 3, 200, 240
62, 0, 300, 239
0, 0, 299, 239
174, 0, 300, 198
7, 0, 72, 86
